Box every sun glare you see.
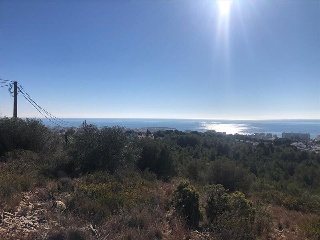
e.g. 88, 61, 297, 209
215, 0, 233, 63
218, 0, 232, 16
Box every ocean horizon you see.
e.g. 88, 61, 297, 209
39, 118, 320, 139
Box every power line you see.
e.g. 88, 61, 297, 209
0, 79, 70, 126
19, 90, 59, 126
0, 79, 14, 82
0, 80, 14, 117
18, 84, 71, 127
0, 81, 13, 92
19, 86, 60, 122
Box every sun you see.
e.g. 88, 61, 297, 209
218, 0, 232, 16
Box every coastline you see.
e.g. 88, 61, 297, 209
40, 118, 320, 139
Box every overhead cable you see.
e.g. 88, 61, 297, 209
18, 84, 71, 127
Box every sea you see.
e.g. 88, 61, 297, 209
41, 118, 320, 139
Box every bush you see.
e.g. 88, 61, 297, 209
69, 171, 155, 223
207, 158, 254, 193
0, 118, 56, 157
254, 189, 320, 214
177, 135, 200, 148
228, 191, 255, 224
172, 181, 201, 229
206, 184, 256, 239
186, 159, 207, 183
70, 125, 127, 173
0, 155, 41, 210
70, 181, 125, 222
205, 184, 230, 223
137, 139, 175, 180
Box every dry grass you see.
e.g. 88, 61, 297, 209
267, 205, 319, 240
1, 169, 319, 240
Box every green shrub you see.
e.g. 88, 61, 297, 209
205, 184, 230, 223
228, 191, 255, 224
69, 172, 155, 223
186, 159, 207, 183
207, 158, 254, 193
58, 177, 74, 192
177, 134, 200, 148
137, 139, 175, 180
206, 184, 256, 239
69, 125, 127, 173
172, 181, 201, 229
0, 157, 40, 210
0, 118, 57, 157
71, 180, 125, 221
254, 189, 320, 214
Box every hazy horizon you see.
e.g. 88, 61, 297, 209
1, 115, 320, 121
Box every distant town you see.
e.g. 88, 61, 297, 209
52, 125, 320, 154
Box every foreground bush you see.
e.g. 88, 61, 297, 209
172, 181, 201, 229
69, 125, 128, 173
206, 184, 256, 239
68, 171, 155, 223
0, 118, 57, 157
0, 152, 43, 210
205, 184, 230, 223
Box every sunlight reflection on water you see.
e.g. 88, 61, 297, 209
199, 122, 251, 135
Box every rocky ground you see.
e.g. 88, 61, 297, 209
0, 191, 49, 239
0, 190, 98, 240
0, 189, 316, 239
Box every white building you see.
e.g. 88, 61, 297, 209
282, 132, 310, 141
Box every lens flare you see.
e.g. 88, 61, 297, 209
215, 0, 233, 68
218, 0, 232, 17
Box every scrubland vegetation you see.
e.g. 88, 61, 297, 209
1, 118, 320, 239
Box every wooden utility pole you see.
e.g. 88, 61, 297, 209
13, 81, 17, 118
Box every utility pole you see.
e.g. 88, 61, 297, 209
13, 81, 17, 118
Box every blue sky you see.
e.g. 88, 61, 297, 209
0, 0, 319, 119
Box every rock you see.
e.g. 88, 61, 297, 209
3, 211, 14, 217
89, 224, 99, 236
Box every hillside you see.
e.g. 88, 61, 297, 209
0, 118, 320, 239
